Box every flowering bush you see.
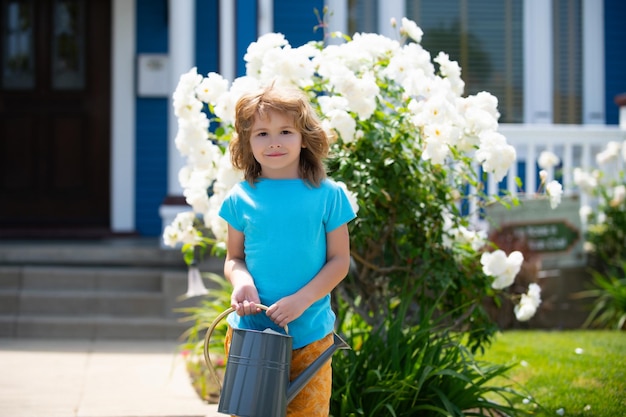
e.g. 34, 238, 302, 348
164, 17, 542, 348
573, 141, 626, 267
568, 141, 626, 330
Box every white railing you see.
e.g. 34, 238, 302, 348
497, 124, 625, 196
468, 124, 625, 223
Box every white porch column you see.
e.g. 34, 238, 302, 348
219, 0, 236, 82
167, 0, 195, 196
160, 0, 196, 244
325, 0, 347, 42
523, 0, 553, 123
582, 0, 605, 124
378, 0, 404, 39
258, 0, 273, 36
111, 0, 136, 233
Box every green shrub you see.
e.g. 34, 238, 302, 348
331, 296, 536, 417
177, 272, 233, 402
574, 262, 626, 330
572, 141, 626, 330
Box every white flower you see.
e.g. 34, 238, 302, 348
476, 131, 516, 182
257, 44, 316, 87
556, 408, 565, 416
384, 43, 433, 87
324, 109, 356, 144
611, 184, 626, 206
441, 210, 487, 253
178, 165, 193, 189
514, 283, 541, 321
461, 92, 501, 126
172, 67, 203, 119
400, 17, 423, 43
330, 71, 379, 120
175, 115, 210, 156
538, 151, 560, 170
162, 224, 182, 248
187, 138, 221, 170
244, 33, 289, 77
412, 93, 458, 126
527, 283, 542, 305
481, 250, 524, 290
195, 72, 229, 105
573, 168, 598, 195
546, 180, 563, 209
434, 52, 464, 95
336, 181, 359, 214
318, 95, 349, 114
583, 241, 595, 253
204, 205, 228, 243
579, 205, 592, 225
422, 125, 452, 164
184, 186, 210, 214
539, 170, 548, 183
575, 347, 584, 354
514, 295, 537, 321
596, 141, 621, 165
162, 211, 201, 247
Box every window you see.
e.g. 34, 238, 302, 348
342, 0, 591, 125
348, 0, 376, 35
406, 0, 524, 123
553, 0, 582, 124
51, 0, 85, 90
2, 0, 35, 89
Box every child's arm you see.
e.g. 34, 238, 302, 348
266, 223, 351, 328
224, 224, 261, 316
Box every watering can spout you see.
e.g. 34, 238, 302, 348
286, 333, 350, 403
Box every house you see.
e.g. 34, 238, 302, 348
1, 0, 624, 240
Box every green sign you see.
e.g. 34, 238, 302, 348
498, 220, 580, 254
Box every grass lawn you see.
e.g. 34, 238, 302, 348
479, 330, 626, 417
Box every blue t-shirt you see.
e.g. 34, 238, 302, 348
218, 178, 356, 349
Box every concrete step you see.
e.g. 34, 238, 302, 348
0, 238, 186, 267
5, 289, 165, 317
0, 239, 224, 340
18, 266, 163, 292
0, 315, 188, 339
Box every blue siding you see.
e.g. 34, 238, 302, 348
273, 0, 325, 47
604, 0, 626, 125
236, 0, 258, 76
196, 0, 219, 75
135, 0, 169, 236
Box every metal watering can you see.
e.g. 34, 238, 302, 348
204, 305, 350, 417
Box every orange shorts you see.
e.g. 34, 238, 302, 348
224, 327, 333, 417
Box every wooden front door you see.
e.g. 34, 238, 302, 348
0, 0, 111, 237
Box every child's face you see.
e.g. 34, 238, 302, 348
250, 110, 303, 179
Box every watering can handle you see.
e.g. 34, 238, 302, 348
203, 304, 288, 390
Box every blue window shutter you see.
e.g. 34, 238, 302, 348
273, 0, 325, 47
236, 0, 258, 77
196, 0, 220, 75
604, 0, 626, 125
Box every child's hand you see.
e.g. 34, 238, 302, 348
231, 284, 261, 316
266, 295, 307, 328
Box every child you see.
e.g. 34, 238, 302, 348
218, 84, 356, 416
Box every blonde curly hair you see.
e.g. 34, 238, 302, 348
230, 84, 331, 187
